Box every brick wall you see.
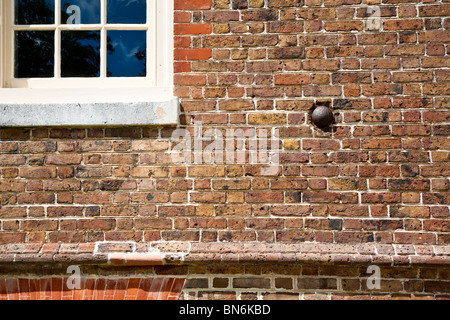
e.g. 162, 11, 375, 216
171, 0, 450, 245
0, 0, 449, 299
181, 264, 450, 300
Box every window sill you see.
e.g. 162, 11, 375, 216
0, 88, 179, 127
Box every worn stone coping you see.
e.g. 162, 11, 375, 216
0, 242, 449, 267
0, 88, 179, 127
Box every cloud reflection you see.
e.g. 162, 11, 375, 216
107, 30, 146, 77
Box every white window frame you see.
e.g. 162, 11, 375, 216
0, 0, 178, 126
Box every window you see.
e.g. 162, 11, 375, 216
1, 0, 174, 88
0, 0, 178, 126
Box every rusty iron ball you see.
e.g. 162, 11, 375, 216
311, 106, 334, 128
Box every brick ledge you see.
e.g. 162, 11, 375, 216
0, 242, 449, 267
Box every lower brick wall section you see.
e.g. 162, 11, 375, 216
0, 277, 185, 300
180, 265, 450, 300
1, 264, 448, 300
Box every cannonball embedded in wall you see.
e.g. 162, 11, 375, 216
311, 106, 334, 129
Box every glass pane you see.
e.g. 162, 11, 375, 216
61, 31, 101, 77
107, 31, 146, 77
15, 31, 54, 78
15, 0, 55, 25
61, 0, 101, 24
107, 0, 146, 24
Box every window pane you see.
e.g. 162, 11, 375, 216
61, 31, 100, 77
107, 30, 147, 77
107, 0, 146, 24
15, 0, 55, 25
15, 31, 54, 78
61, 0, 101, 24
107, 31, 146, 77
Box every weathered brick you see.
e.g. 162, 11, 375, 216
270, 178, 308, 190
246, 191, 283, 203
21, 220, 58, 231
297, 278, 337, 290
0, 155, 27, 166
302, 166, 339, 177
303, 191, 340, 204
303, 139, 340, 151
20, 167, 56, 179
361, 138, 401, 149
190, 192, 227, 203
45, 154, 82, 165
20, 142, 56, 154
303, 60, 340, 71
388, 179, 430, 191
361, 193, 401, 204
383, 19, 423, 31
271, 205, 310, 217
388, 151, 430, 163
274, 74, 311, 85
328, 178, 367, 191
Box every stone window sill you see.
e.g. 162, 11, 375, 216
0, 88, 179, 127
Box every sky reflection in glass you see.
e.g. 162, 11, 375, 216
13, 0, 149, 79
107, 0, 146, 24
15, 31, 55, 78
15, 0, 55, 25
107, 31, 146, 77
61, 31, 101, 77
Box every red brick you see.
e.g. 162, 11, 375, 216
361, 193, 401, 204
361, 138, 401, 149
303, 139, 340, 151
393, 71, 433, 83
276, 230, 315, 242
270, 21, 304, 33
303, 191, 340, 203
361, 58, 400, 70
270, 178, 308, 190
0, 233, 26, 244
246, 192, 283, 203
20, 141, 56, 153
302, 166, 339, 177
174, 0, 212, 10
385, 45, 425, 56
174, 23, 212, 35
394, 232, 436, 245
17, 193, 55, 204
303, 60, 340, 71
421, 57, 450, 68
324, 21, 363, 31
419, 4, 450, 17
174, 49, 212, 61
274, 74, 311, 85
383, 19, 423, 31
0, 180, 26, 192
204, 35, 241, 47
271, 205, 310, 216
388, 179, 430, 191
190, 192, 226, 203
423, 220, 450, 232
0, 155, 26, 166
174, 74, 207, 86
